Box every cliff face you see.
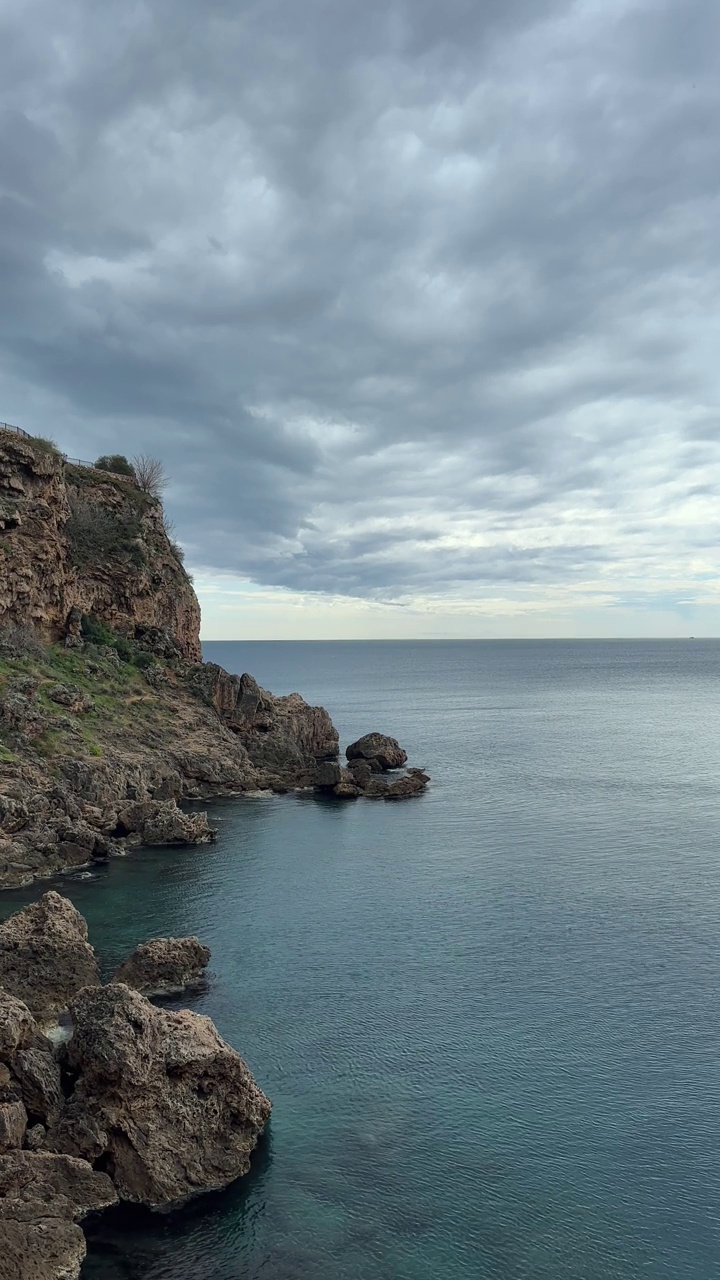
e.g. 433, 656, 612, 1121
0, 431, 201, 661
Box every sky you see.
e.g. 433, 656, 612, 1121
1, 0, 719, 639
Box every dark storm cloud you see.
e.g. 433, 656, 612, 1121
1, 0, 719, 607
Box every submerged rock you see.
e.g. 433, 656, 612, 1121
346, 733, 408, 771
0, 893, 100, 1019
46, 983, 271, 1209
112, 937, 211, 997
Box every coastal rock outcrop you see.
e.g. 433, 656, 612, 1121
0, 1150, 117, 1280
346, 733, 408, 771
0, 430, 201, 661
114, 800, 216, 847
112, 937, 211, 996
0, 894, 100, 1018
191, 666, 339, 778
316, 735, 429, 800
46, 983, 271, 1208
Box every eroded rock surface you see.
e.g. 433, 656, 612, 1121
115, 800, 216, 848
0, 1150, 117, 1280
0, 893, 100, 1018
112, 937, 211, 996
46, 983, 271, 1208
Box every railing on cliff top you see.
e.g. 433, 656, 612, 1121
0, 420, 95, 469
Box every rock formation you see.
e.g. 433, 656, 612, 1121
346, 733, 408, 771
0, 893, 270, 1271
0, 430, 201, 661
0, 1150, 117, 1280
112, 936, 211, 996
315, 734, 429, 800
46, 982, 271, 1209
0, 893, 100, 1018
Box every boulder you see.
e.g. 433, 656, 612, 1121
0, 1150, 117, 1280
346, 758, 373, 787
46, 984, 271, 1209
115, 800, 216, 847
112, 937, 211, 997
346, 733, 408, 771
384, 772, 429, 800
314, 760, 342, 789
0, 992, 36, 1062
0, 893, 100, 1018
46, 686, 92, 714
332, 769, 361, 799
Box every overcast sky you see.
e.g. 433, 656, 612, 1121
2, 0, 719, 638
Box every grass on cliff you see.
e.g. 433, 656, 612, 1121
0, 641, 169, 765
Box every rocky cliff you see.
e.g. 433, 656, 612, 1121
0, 430, 201, 661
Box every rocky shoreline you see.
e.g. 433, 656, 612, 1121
0, 892, 270, 1277
0, 429, 431, 1274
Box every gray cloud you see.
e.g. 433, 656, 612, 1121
1, 0, 719, 613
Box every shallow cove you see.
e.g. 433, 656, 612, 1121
2, 639, 720, 1279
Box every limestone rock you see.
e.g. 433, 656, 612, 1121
0, 1149, 117, 1279
46, 983, 271, 1208
0, 893, 100, 1017
24, 1126, 45, 1153
0, 1214, 87, 1280
314, 760, 342, 788
190, 665, 339, 778
0, 992, 36, 1062
46, 686, 92, 714
346, 733, 408, 771
0, 1101, 27, 1153
115, 800, 216, 847
11, 1050, 63, 1126
112, 937, 211, 997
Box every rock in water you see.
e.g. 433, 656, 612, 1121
345, 733, 408, 771
46, 984, 271, 1209
0, 1149, 117, 1280
112, 937, 211, 996
0, 893, 100, 1019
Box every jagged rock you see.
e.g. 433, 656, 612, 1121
332, 768, 362, 799
190, 665, 339, 776
115, 800, 216, 847
0, 893, 100, 1018
46, 686, 92, 714
24, 1126, 45, 1152
0, 993, 36, 1062
384, 772, 429, 800
314, 760, 342, 788
0, 1101, 26, 1153
346, 733, 408, 771
346, 758, 373, 787
112, 937, 211, 996
11, 1050, 63, 1126
0, 1150, 117, 1280
0, 1213, 87, 1280
46, 983, 271, 1208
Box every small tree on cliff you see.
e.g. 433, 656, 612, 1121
133, 454, 167, 498
95, 453, 136, 477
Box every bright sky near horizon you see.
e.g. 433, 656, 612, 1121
2, 0, 719, 638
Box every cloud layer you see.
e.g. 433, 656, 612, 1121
2, 0, 720, 631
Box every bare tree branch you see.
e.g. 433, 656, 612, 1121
133, 454, 168, 497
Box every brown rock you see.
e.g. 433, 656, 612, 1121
332, 768, 361, 799
314, 760, 342, 788
0, 1214, 87, 1280
11, 1050, 63, 1126
24, 1126, 45, 1152
115, 799, 216, 847
0, 1101, 27, 1153
0, 992, 36, 1062
0, 893, 100, 1018
112, 937, 211, 996
0, 1149, 117, 1220
46, 983, 271, 1208
346, 733, 408, 771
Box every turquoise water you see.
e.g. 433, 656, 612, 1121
2, 639, 720, 1278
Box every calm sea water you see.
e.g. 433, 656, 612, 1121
3, 639, 720, 1279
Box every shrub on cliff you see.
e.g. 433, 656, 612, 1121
66, 497, 143, 568
94, 453, 136, 478
133, 453, 167, 497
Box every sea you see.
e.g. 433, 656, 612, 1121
2, 639, 720, 1280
